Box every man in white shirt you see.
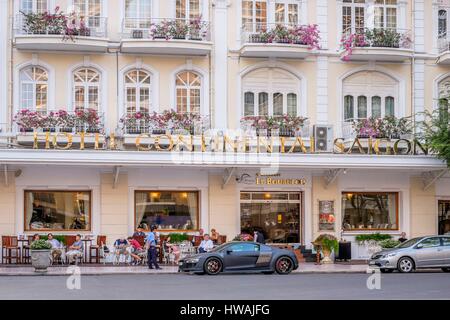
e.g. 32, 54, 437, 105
198, 234, 214, 253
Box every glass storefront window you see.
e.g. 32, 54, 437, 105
241, 192, 301, 243
342, 192, 398, 231
25, 191, 91, 231
135, 191, 199, 231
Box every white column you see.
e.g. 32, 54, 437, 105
0, 0, 8, 128
213, 0, 229, 130
398, 0, 408, 30
414, 0, 425, 53
432, 1, 439, 54
316, 0, 328, 49
414, 59, 425, 124
316, 56, 328, 125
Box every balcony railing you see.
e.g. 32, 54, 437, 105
342, 28, 413, 49
14, 14, 108, 38
438, 36, 450, 53
241, 22, 320, 48
121, 18, 211, 41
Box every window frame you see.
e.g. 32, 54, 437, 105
342, 0, 366, 35
19, 66, 49, 114
175, 71, 202, 114
374, 0, 398, 31
24, 190, 93, 232
134, 190, 200, 232
72, 67, 101, 112
124, 0, 152, 29
274, 0, 300, 26
124, 69, 152, 114
176, 0, 202, 21
342, 94, 396, 121
20, 0, 49, 14
341, 191, 399, 232
242, 0, 268, 33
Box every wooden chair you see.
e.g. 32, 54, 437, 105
21, 236, 35, 264
89, 235, 106, 264
218, 235, 227, 245
2, 236, 20, 264
193, 236, 202, 247
65, 236, 83, 265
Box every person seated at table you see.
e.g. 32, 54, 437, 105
66, 234, 84, 265
32, 234, 40, 242
127, 236, 144, 265
210, 229, 220, 244
198, 234, 214, 253
133, 227, 146, 238
46, 233, 63, 262
163, 236, 181, 264
114, 237, 130, 261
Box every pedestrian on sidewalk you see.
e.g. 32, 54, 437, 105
146, 226, 162, 270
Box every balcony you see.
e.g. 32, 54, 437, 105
120, 18, 212, 56
340, 28, 413, 62
239, 23, 320, 58
14, 14, 109, 53
437, 37, 450, 64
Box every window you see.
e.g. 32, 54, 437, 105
343, 71, 398, 121
374, 0, 397, 30
73, 0, 102, 27
242, 68, 301, 117
25, 191, 91, 231
442, 237, 450, 246
176, 0, 201, 20
275, 2, 299, 25
242, 0, 267, 32
228, 243, 260, 252
439, 9, 447, 38
124, 69, 151, 114
20, 66, 48, 113
124, 0, 152, 29
438, 200, 450, 235
176, 71, 201, 114
20, 0, 48, 14
419, 237, 441, 248
73, 68, 101, 111
135, 191, 199, 231
241, 192, 301, 243
342, 192, 399, 231
342, 0, 365, 35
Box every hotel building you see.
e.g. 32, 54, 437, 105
0, 0, 449, 259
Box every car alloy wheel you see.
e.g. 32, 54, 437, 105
398, 257, 414, 273
275, 257, 294, 275
204, 258, 222, 275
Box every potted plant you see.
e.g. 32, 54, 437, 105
189, 17, 206, 41
30, 239, 52, 273
14, 109, 44, 133
313, 234, 339, 264
171, 20, 189, 40
379, 239, 400, 249
56, 109, 76, 133
355, 233, 392, 258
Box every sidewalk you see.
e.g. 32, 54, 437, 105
0, 262, 370, 276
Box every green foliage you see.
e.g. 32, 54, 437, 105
420, 105, 450, 168
379, 239, 400, 249
30, 239, 52, 250
355, 233, 392, 245
168, 233, 189, 243
314, 234, 339, 253
38, 235, 66, 244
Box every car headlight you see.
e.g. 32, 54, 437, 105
382, 252, 398, 258
185, 258, 200, 263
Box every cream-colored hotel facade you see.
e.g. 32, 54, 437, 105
0, 0, 450, 258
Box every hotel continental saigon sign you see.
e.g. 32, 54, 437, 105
24, 131, 431, 156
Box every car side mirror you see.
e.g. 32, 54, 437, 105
226, 250, 233, 254
415, 244, 423, 249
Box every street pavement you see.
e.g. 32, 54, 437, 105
0, 273, 449, 300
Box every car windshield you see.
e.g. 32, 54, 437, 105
396, 237, 424, 248
210, 243, 229, 252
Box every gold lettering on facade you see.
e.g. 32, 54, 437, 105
52, 133, 73, 150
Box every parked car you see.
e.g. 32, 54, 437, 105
369, 235, 450, 273
178, 241, 299, 275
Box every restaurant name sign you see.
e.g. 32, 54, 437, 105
29, 132, 430, 156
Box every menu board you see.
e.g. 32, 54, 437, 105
319, 200, 335, 231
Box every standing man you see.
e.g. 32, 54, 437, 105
146, 226, 162, 270
398, 232, 408, 243
254, 230, 265, 244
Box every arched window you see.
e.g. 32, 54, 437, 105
242, 67, 301, 117
73, 68, 101, 111
176, 0, 201, 20
124, 69, 151, 114
20, 66, 48, 113
439, 9, 448, 38
20, 0, 48, 14
176, 71, 202, 114
343, 70, 399, 121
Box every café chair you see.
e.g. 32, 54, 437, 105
1, 236, 20, 264
89, 235, 106, 264
21, 235, 35, 264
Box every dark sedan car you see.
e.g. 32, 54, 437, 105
178, 241, 299, 275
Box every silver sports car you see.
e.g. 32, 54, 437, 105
369, 235, 450, 273
178, 241, 299, 275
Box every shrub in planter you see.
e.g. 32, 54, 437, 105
168, 233, 189, 243
313, 234, 339, 264
30, 239, 52, 273
379, 239, 400, 249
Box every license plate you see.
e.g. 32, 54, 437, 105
178, 262, 183, 266
369, 261, 376, 265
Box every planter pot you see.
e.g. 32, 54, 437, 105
31, 250, 52, 273
42, 128, 56, 133
321, 248, 334, 264
152, 129, 166, 135
132, 30, 143, 39
60, 128, 74, 133
86, 129, 100, 134
173, 36, 187, 40
21, 128, 34, 133
127, 129, 142, 135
